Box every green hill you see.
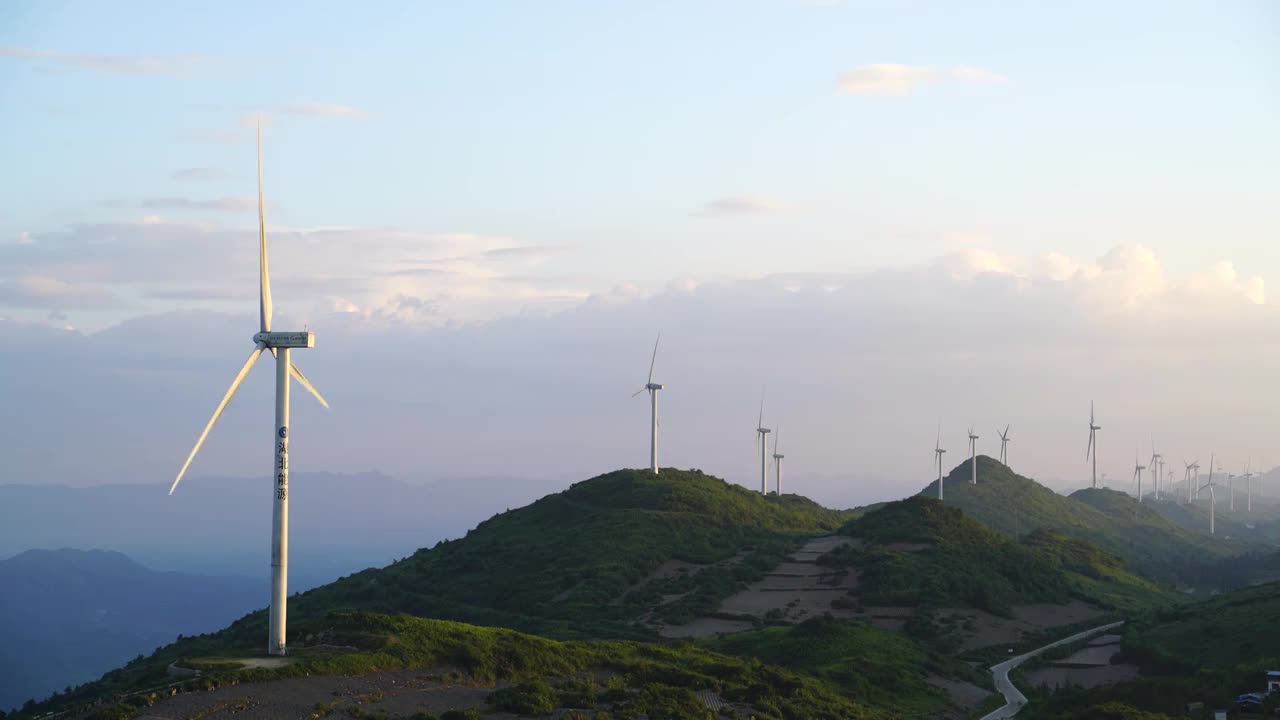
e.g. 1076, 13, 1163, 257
701, 614, 988, 718
1019, 581, 1280, 720
20, 610, 901, 720
286, 468, 848, 638
921, 456, 1237, 586
833, 496, 1171, 615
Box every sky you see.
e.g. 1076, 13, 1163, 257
1, 1, 1278, 507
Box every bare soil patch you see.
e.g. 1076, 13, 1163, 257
1023, 663, 1141, 689
657, 617, 755, 638
926, 675, 992, 709
936, 600, 1107, 652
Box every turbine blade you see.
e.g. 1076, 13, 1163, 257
632, 387, 647, 398
647, 333, 660, 384
774, 423, 781, 455
1086, 430, 1094, 460
758, 395, 764, 429
258, 118, 273, 334
290, 362, 330, 408
170, 344, 265, 495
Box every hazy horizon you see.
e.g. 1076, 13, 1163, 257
3, 1, 1278, 507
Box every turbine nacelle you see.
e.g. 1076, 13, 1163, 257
253, 331, 316, 349
646, 383, 664, 390
758, 427, 772, 434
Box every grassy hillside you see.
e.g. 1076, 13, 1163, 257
1020, 581, 1280, 719
834, 496, 1171, 616
283, 468, 848, 639
921, 456, 1237, 586
18, 610, 905, 720
701, 614, 987, 718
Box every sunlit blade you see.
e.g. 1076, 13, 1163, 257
647, 332, 660, 384
170, 344, 265, 495
258, 118, 273, 334
290, 362, 330, 408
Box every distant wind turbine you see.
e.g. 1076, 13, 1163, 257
1228, 471, 1236, 512
1201, 453, 1218, 535
1133, 452, 1146, 502
1086, 402, 1101, 488
755, 398, 771, 494
1243, 460, 1253, 514
1191, 461, 1201, 500
1149, 441, 1163, 501
1183, 460, 1196, 504
772, 423, 784, 496
934, 427, 947, 501
968, 427, 979, 485
998, 425, 1011, 465
168, 120, 329, 657
631, 333, 663, 474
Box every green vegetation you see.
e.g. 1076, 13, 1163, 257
288, 468, 848, 639
834, 496, 1173, 616
24, 611, 905, 720
701, 614, 987, 718
1020, 581, 1280, 718
921, 456, 1238, 586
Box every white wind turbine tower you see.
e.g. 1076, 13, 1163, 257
998, 425, 1010, 465
967, 427, 979, 485
1200, 453, 1218, 535
1243, 461, 1253, 514
1086, 402, 1101, 488
631, 334, 663, 474
755, 399, 771, 494
772, 424, 784, 496
168, 121, 329, 657
934, 428, 947, 500
1133, 452, 1146, 502
1149, 441, 1163, 501
1183, 460, 1197, 504
1228, 471, 1236, 511
1191, 460, 1201, 500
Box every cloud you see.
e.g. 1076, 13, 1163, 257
0, 47, 211, 78
0, 274, 120, 308
138, 197, 257, 212
0, 244, 1272, 508
697, 195, 796, 217
0, 220, 582, 326
838, 63, 1005, 96
171, 168, 225, 181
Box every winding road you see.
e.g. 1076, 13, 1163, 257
979, 620, 1125, 720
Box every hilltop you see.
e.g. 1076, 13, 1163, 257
285, 468, 848, 639
920, 456, 1237, 586
833, 496, 1170, 616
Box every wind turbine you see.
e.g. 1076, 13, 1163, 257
772, 424, 784, 496
1086, 402, 1101, 488
755, 399, 771, 494
1149, 441, 1163, 501
934, 428, 947, 501
1191, 460, 1201, 500
631, 333, 663, 474
1243, 460, 1253, 514
1183, 460, 1197, 504
1200, 453, 1218, 535
1228, 471, 1236, 512
998, 425, 1011, 465
1133, 452, 1146, 502
967, 427, 979, 485
168, 121, 329, 657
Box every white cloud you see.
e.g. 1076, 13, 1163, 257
0, 274, 120, 308
0, 220, 582, 327
0, 47, 212, 78
697, 195, 796, 216
839, 63, 1005, 96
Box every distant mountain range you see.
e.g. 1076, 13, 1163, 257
0, 471, 567, 587
0, 549, 261, 712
